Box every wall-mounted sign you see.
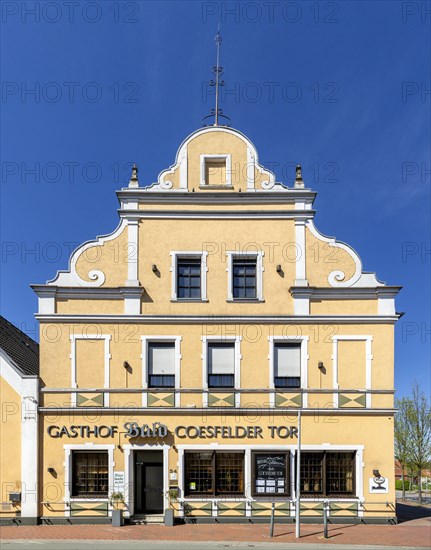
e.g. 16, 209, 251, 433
47, 423, 298, 440
369, 476, 389, 493
113, 471, 125, 494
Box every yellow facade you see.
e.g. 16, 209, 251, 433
1, 125, 401, 525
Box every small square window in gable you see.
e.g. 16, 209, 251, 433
200, 154, 231, 187
205, 159, 227, 185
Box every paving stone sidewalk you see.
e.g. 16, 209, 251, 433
0, 519, 430, 547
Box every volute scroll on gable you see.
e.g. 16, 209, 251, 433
142, 126, 289, 193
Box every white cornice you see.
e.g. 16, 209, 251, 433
290, 286, 402, 300
34, 314, 401, 324
119, 210, 314, 220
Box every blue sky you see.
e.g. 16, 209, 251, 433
1, 1, 429, 398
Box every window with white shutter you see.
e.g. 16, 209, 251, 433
208, 343, 235, 388
274, 343, 301, 388
148, 342, 175, 388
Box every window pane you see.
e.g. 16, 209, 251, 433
216, 452, 244, 495
275, 344, 301, 378
301, 452, 323, 494
232, 259, 257, 300
208, 373, 234, 388
148, 343, 175, 375
327, 452, 354, 494
208, 343, 235, 374
177, 259, 201, 299
72, 452, 108, 497
254, 453, 289, 496
185, 452, 213, 495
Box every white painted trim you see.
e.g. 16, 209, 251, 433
36, 313, 401, 324
178, 444, 364, 504
63, 444, 115, 513
201, 335, 242, 407
200, 154, 232, 186
70, 334, 111, 407
145, 126, 281, 193
294, 220, 308, 286
48, 219, 128, 287
170, 251, 208, 301
332, 336, 373, 408
226, 250, 264, 301
126, 219, 139, 286
306, 219, 362, 287
123, 444, 170, 516
141, 336, 182, 407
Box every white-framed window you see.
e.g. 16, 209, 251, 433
64, 444, 115, 507
141, 336, 182, 406
200, 154, 232, 187
268, 336, 309, 391
170, 251, 208, 301
226, 251, 264, 301
202, 336, 241, 392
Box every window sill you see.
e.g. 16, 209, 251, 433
199, 185, 234, 190
226, 299, 265, 303
171, 299, 209, 303
69, 497, 109, 502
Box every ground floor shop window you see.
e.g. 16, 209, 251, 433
72, 451, 109, 497
300, 451, 355, 497
252, 452, 290, 497
184, 451, 244, 497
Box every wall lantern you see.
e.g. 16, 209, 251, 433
276, 265, 282, 273
152, 264, 158, 273
318, 362, 325, 370
47, 467, 55, 474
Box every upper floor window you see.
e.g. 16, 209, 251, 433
233, 258, 256, 299
226, 251, 264, 301
170, 252, 208, 301
274, 343, 301, 388
200, 154, 232, 187
177, 258, 201, 299
147, 342, 175, 388
208, 342, 235, 388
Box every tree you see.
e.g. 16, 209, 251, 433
395, 383, 431, 504
394, 397, 413, 501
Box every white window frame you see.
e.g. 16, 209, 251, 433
70, 334, 111, 407
226, 251, 264, 302
141, 336, 182, 407
268, 336, 309, 406
170, 251, 208, 301
200, 154, 232, 186
63, 444, 115, 515
201, 335, 242, 407
331, 335, 373, 408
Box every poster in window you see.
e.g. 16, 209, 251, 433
254, 454, 287, 495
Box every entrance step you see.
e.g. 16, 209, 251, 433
130, 514, 164, 525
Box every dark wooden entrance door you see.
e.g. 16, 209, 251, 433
135, 461, 163, 514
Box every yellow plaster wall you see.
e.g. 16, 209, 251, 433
306, 229, 357, 287
56, 299, 124, 315
338, 341, 367, 389
0, 377, 22, 516
39, 322, 394, 402
39, 412, 396, 517
74, 223, 128, 287
310, 300, 377, 315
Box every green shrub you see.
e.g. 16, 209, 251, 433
395, 480, 411, 490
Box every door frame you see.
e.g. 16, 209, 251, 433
124, 444, 170, 518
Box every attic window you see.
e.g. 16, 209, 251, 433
200, 154, 232, 187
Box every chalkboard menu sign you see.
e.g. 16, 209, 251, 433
253, 452, 289, 496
